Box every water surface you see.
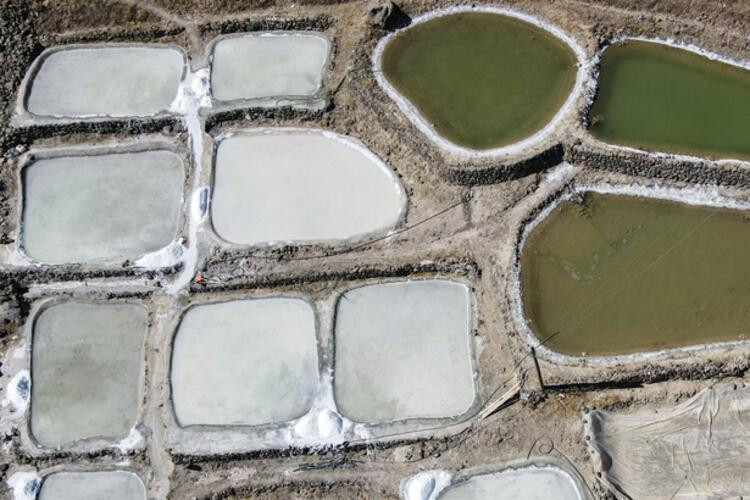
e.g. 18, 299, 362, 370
521, 192, 750, 356
381, 12, 577, 150
589, 40, 750, 159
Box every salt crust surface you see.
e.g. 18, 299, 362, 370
26, 46, 184, 117
211, 33, 329, 101
211, 129, 406, 245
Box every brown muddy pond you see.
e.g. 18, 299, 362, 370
521, 192, 750, 356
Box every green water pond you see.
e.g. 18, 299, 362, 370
521, 192, 750, 356
589, 40, 750, 159
381, 12, 578, 151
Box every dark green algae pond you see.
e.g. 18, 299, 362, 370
589, 40, 750, 160
380, 11, 578, 151
521, 192, 750, 357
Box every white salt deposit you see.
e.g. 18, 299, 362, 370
210, 33, 329, 102
22, 150, 184, 264
38, 471, 146, 500
437, 466, 583, 500
334, 280, 475, 422
25, 46, 184, 117
31, 303, 147, 448
401, 470, 453, 500
171, 298, 319, 426
6, 471, 40, 500
211, 129, 405, 244
3, 369, 30, 416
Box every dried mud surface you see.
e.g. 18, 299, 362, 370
2, 1, 750, 499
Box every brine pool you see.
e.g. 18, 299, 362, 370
521, 192, 750, 357
378, 10, 578, 151
589, 40, 750, 159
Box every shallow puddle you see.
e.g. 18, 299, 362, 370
211, 130, 404, 244
211, 33, 329, 102
439, 466, 582, 500
521, 192, 750, 356
39, 471, 146, 500
171, 298, 318, 426
31, 303, 146, 448
334, 280, 474, 422
380, 11, 577, 150
26, 46, 184, 117
22, 150, 184, 264
589, 40, 750, 159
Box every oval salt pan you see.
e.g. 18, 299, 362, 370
211, 129, 406, 245
25, 46, 184, 117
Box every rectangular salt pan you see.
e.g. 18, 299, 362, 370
22, 150, 184, 264
210, 33, 329, 101
31, 303, 146, 448
171, 298, 319, 426
334, 280, 475, 422
25, 46, 184, 117
39, 471, 146, 500
438, 466, 583, 500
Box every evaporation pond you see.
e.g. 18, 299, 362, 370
380, 11, 577, 150
26, 46, 184, 117
521, 192, 750, 356
588, 40, 750, 159
39, 471, 146, 500
334, 280, 475, 422
211, 130, 404, 244
439, 466, 582, 500
23, 150, 184, 263
211, 33, 329, 101
31, 303, 146, 448
171, 298, 318, 426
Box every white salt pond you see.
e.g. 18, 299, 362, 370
22, 150, 184, 264
25, 46, 184, 117
210, 33, 329, 102
31, 303, 146, 448
438, 467, 583, 500
171, 298, 319, 426
38, 471, 146, 500
334, 280, 475, 422
211, 130, 405, 244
